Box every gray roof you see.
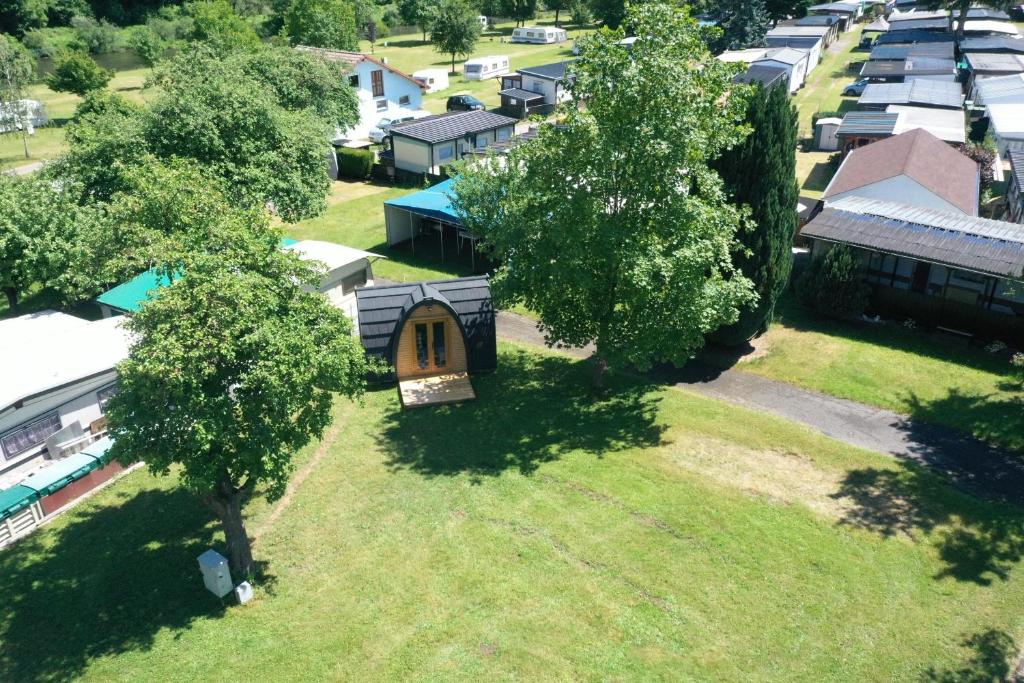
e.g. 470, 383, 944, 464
959, 37, 1024, 54
355, 276, 496, 369
756, 47, 809, 65
965, 53, 1024, 74
869, 42, 954, 61
858, 80, 963, 108
1010, 150, 1024, 191
836, 111, 900, 136
860, 57, 956, 78
498, 87, 544, 101
795, 15, 840, 26
390, 110, 518, 144
975, 73, 1024, 104
733, 64, 789, 88
875, 30, 954, 45
888, 10, 949, 22
886, 18, 950, 31
766, 25, 830, 38
804, 197, 1024, 278
808, 2, 858, 13
966, 7, 1010, 20
765, 36, 823, 50
517, 60, 574, 81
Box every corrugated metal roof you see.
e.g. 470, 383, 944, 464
804, 197, 1024, 278
886, 104, 965, 143
966, 8, 1010, 19
765, 36, 823, 50
733, 64, 788, 88
887, 18, 950, 31
517, 60, 574, 80
858, 80, 963, 108
987, 103, 1024, 137
965, 53, 1024, 73
889, 10, 949, 21
795, 15, 840, 25
963, 20, 1020, 36
960, 37, 1024, 54
1009, 150, 1024, 190
861, 57, 956, 77
766, 25, 830, 37
869, 43, 954, 60
875, 30, 954, 45
756, 47, 809, 65
498, 87, 545, 101
836, 111, 900, 136
808, 1, 858, 12
390, 110, 518, 144
975, 73, 1024, 104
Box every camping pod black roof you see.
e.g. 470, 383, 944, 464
355, 276, 497, 379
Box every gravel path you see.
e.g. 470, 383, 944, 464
495, 310, 1024, 505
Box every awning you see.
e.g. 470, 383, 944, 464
20, 453, 100, 497
81, 436, 114, 467
384, 178, 463, 225
0, 485, 39, 521
498, 88, 545, 102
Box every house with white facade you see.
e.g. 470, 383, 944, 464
753, 48, 811, 93
0, 312, 130, 483
296, 46, 425, 142
387, 110, 518, 176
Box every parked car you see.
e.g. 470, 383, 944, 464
446, 94, 485, 112
842, 78, 870, 96
368, 111, 430, 143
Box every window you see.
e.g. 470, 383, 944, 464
437, 145, 454, 161
415, 323, 429, 369
1, 412, 62, 460
952, 269, 986, 285
371, 70, 384, 98
432, 321, 447, 367
341, 270, 367, 294
376, 99, 387, 111
399, 94, 410, 105
496, 128, 510, 141
349, 74, 359, 88
97, 384, 119, 412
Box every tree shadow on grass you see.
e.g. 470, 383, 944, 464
832, 462, 1024, 586
924, 629, 1017, 682
0, 486, 226, 683
378, 348, 667, 480
902, 387, 1024, 460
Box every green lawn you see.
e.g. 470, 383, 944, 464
3, 344, 1024, 680
0, 52, 154, 171
792, 27, 865, 199
731, 296, 1024, 452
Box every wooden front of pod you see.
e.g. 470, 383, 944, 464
394, 303, 468, 380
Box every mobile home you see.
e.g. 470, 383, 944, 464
510, 26, 568, 44
412, 68, 449, 93
463, 55, 510, 80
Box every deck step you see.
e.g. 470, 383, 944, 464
399, 372, 476, 408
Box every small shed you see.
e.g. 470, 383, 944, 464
355, 276, 496, 407
814, 117, 842, 150
283, 240, 383, 320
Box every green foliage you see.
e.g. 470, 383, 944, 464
104, 165, 371, 577
187, 0, 262, 53
56, 47, 348, 222
544, 0, 568, 25
711, 81, 798, 346
0, 35, 36, 109
0, 172, 103, 312
764, 0, 809, 21
336, 146, 373, 179
46, 0, 92, 25
430, 0, 480, 73
796, 244, 869, 318
501, 0, 537, 24
70, 14, 123, 53
45, 49, 113, 95
453, 3, 755, 386
569, 0, 590, 24
711, 0, 770, 50
21, 26, 80, 57
588, 0, 625, 28
282, 0, 359, 49
0, 0, 50, 36
127, 24, 165, 66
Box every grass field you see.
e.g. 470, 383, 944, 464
3, 344, 1024, 680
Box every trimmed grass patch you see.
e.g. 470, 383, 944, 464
3, 344, 1024, 680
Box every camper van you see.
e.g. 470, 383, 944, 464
412, 68, 450, 93
510, 27, 567, 44
476, 15, 488, 29
463, 55, 510, 80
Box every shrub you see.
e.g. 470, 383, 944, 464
70, 15, 122, 54
337, 147, 373, 179
796, 243, 869, 318
45, 49, 113, 95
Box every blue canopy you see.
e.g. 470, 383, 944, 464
20, 453, 99, 497
384, 178, 463, 225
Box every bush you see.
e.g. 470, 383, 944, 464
45, 49, 113, 95
796, 244, 870, 318
70, 15, 123, 53
337, 147, 373, 179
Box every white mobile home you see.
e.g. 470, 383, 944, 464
0, 313, 130, 482
283, 240, 382, 321
463, 55, 510, 80
412, 68, 449, 93
754, 48, 810, 93
510, 27, 568, 44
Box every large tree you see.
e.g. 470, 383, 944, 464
104, 170, 371, 578
45, 49, 113, 96
0, 172, 101, 312
453, 4, 755, 388
398, 0, 435, 40
0, 35, 36, 160
55, 47, 357, 222
712, 0, 770, 51
764, 0, 809, 23
430, 0, 480, 74
544, 0, 568, 26
711, 80, 798, 346
501, 0, 537, 26
186, 0, 262, 53
588, 0, 626, 29
924, 0, 1011, 40
282, 0, 359, 50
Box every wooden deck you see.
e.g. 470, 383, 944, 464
398, 372, 476, 408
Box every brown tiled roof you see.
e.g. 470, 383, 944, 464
823, 128, 979, 216
294, 46, 425, 89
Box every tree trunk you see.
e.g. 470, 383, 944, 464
592, 356, 608, 390
954, 0, 970, 42
202, 484, 255, 580
451, 54, 456, 74
4, 287, 18, 314
555, 8, 560, 26
21, 127, 29, 159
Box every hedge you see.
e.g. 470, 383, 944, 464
337, 147, 373, 180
